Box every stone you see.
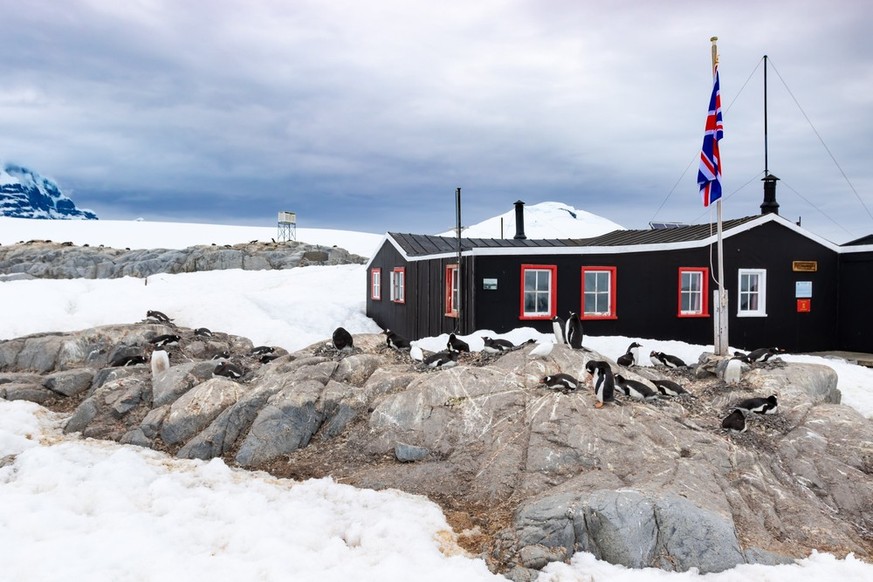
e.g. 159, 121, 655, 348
160, 377, 245, 446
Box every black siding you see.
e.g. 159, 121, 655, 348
838, 250, 873, 352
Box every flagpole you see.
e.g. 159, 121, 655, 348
711, 36, 729, 356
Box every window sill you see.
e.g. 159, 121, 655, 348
678, 312, 710, 318
520, 314, 555, 321
581, 314, 617, 320
737, 312, 767, 317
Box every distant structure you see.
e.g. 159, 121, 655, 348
277, 211, 297, 242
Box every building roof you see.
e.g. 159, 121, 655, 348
387, 216, 763, 258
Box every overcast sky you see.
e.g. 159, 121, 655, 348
2, 0, 872, 242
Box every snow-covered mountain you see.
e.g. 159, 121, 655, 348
440, 201, 624, 239
0, 163, 98, 220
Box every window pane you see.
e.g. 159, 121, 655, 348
525, 271, 536, 290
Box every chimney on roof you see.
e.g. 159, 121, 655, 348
513, 200, 527, 240
761, 173, 780, 215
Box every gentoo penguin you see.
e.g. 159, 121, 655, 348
110, 354, 147, 367
542, 373, 580, 393
747, 347, 785, 363
211, 350, 231, 360
650, 351, 687, 368
194, 327, 213, 338
332, 327, 354, 351
423, 349, 459, 369
652, 378, 693, 397
259, 353, 281, 364
721, 409, 748, 433
410, 344, 425, 362
149, 334, 181, 348
565, 312, 584, 349
214, 361, 244, 379
584, 360, 615, 408
447, 333, 470, 353
723, 357, 744, 385
146, 310, 172, 324
617, 342, 642, 367
383, 329, 411, 350
482, 336, 515, 354
250, 345, 275, 356
733, 351, 752, 364
551, 315, 566, 345
614, 374, 660, 401
529, 341, 555, 359
734, 394, 778, 415
150, 350, 170, 376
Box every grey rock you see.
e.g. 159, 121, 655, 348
152, 361, 217, 407
235, 380, 325, 467
64, 398, 99, 434
1, 382, 55, 404
160, 377, 245, 446
44, 369, 94, 397
394, 443, 430, 463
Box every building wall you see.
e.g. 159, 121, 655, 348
838, 250, 873, 352
369, 223, 843, 352
366, 243, 474, 340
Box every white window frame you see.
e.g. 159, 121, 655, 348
371, 268, 381, 301
390, 267, 405, 304
737, 268, 767, 317
520, 265, 556, 319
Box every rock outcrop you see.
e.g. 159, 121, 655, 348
2, 324, 871, 577
0, 239, 366, 280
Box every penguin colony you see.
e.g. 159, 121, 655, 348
134, 307, 784, 436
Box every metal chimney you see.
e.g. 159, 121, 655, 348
513, 200, 526, 240
761, 173, 780, 215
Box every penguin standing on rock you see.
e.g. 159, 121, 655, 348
584, 360, 615, 408
542, 373, 580, 393
565, 312, 584, 349
194, 327, 213, 338
250, 345, 275, 356
332, 327, 354, 351
383, 329, 411, 350
551, 315, 566, 345
447, 333, 470, 353
614, 374, 660, 401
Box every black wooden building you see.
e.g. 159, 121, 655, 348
365, 204, 873, 353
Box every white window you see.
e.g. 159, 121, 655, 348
678, 267, 709, 317
390, 267, 405, 303
738, 269, 766, 317
521, 265, 556, 319
371, 269, 381, 300
581, 266, 617, 319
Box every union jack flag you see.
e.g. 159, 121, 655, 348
698, 67, 724, 206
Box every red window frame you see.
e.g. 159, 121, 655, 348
580, 266, 617, 320
390, 267, 406, 304
519, 264, 557, 320
371, 268, 382, 301
677, 267, 710, 317
445, 264, 459, 317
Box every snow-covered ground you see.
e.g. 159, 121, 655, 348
1, 215, 872, 581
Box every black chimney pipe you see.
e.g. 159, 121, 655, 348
761, 173, 780, 215
513, 200, 526, 240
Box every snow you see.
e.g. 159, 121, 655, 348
439, 201, 625, 239
1, 216, 872, 581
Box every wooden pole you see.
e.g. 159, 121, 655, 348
711, 36, 729, 355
